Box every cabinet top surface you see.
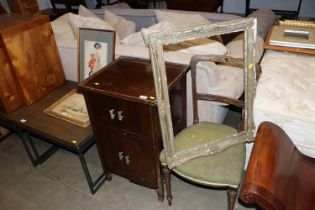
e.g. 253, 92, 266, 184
0, 14, 48, 32
79, 57, 188, 104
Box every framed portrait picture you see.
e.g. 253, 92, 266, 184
78, 28, 115, 82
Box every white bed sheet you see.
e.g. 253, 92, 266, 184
251, 50, 315, 159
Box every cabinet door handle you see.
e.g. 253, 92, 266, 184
125, 156, 130, 165
118, 152, 124, 160
109, 109, 116, 120
117, 111, 124, 121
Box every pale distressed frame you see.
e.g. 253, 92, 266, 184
148, 18, 257, 169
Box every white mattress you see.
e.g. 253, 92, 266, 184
252, 50, 315, 157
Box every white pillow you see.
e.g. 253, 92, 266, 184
155, 10, 210, 28
141, 21, 172, 46
122, 22, 171, 46
120, 32, 145, 46
78, 4, 96, 17
104, 10, 136, 39
68, 13, 117, 40
51, 13, 74, 40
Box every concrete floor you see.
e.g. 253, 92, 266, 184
0, 111, 257, 210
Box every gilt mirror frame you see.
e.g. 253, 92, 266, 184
148, 18, 257, 168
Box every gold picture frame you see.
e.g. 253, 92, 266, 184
148, 18, 257, 168
44, 90, 90, 127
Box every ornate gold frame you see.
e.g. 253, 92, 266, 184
148, 18, 257, 168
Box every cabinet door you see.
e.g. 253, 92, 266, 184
85, 92, 119, 128
85, 92, 155, 138
94, 125, 159, 189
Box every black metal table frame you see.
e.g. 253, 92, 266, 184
0, 121, 107, 194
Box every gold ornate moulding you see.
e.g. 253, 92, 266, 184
148, 18, 257, 169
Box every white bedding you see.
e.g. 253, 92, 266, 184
51, 8, 272, 125
116, 44, 244, 125
253, 50, 315, 157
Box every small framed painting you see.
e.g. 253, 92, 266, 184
78, 28, 115, 82
44, 90, 90, 127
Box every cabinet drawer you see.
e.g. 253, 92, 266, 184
85, 92, 156, 138
94, 125, 159, 188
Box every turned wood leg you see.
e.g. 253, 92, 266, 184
156, 188, 164, 202
162, 165, 172, 206
156, 167, 164, 202
105, 172, 112, 181
227, 189, 237, 210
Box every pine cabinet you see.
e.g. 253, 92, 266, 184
0, 14, 65, 112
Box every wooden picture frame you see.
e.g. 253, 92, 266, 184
44, 90, 90, 127
78, 28, 115, 82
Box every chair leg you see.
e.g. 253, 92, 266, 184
227, 189, 237, 210
162, 165, 173, 206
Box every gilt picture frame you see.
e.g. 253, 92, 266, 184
78, 28, 115, 82
148, 18, 257, 168
44, 90, 90, 127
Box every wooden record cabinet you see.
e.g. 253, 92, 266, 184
79, 57, 188, 200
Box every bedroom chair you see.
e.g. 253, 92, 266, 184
240, 121, 315, 210
159, 55, 261, 210
165, 0, 223, 12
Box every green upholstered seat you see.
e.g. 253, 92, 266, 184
160, 122, 245, 188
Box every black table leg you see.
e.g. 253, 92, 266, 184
0, 130, 12, 142
77, 146, 106, 194
18, 130, 58, 166
17, 129, 106, 194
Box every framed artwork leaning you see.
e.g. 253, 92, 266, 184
78, 28, 116, 82
44, 90, 90, 127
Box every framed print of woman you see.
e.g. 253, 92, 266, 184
86, 42, 108, 77
78, 28, 115, 82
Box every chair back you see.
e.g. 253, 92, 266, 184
240, 121, 315, 210
190, 55, 261, 129
165, 0, 223, 12
190, 55, 244, 126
